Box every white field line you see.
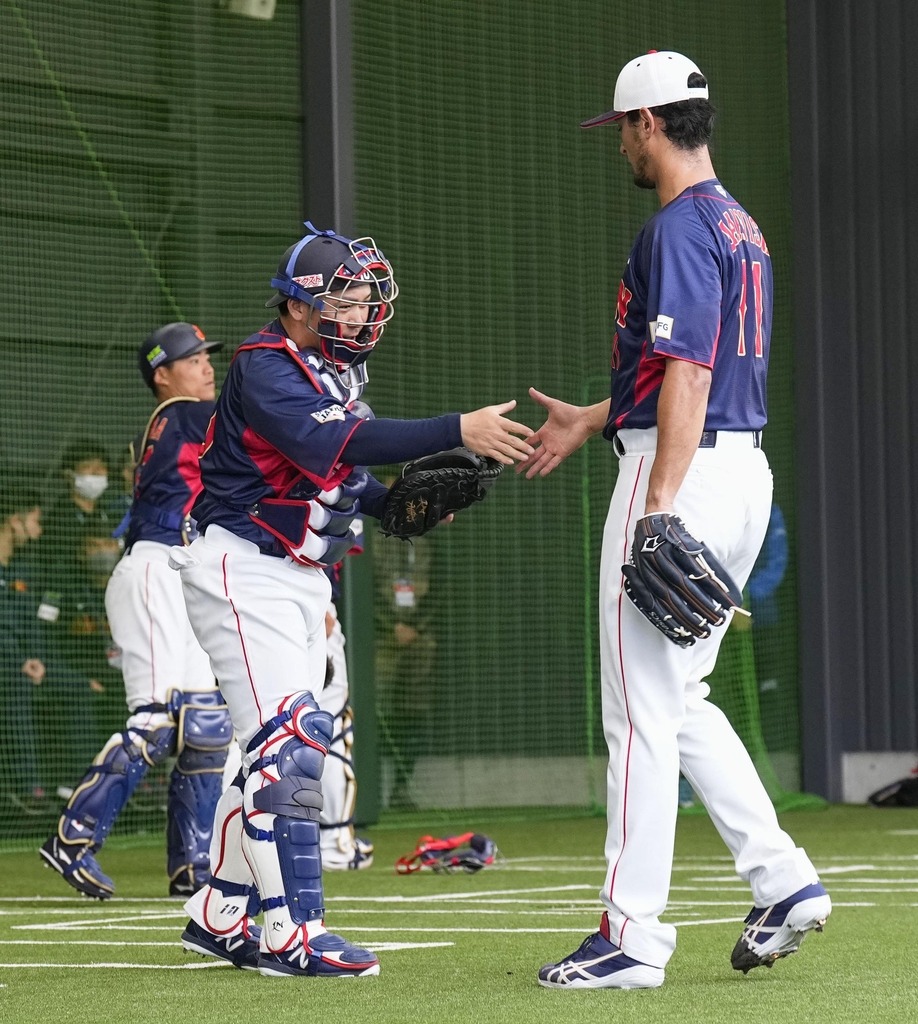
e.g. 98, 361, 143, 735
0, 939, 453, 953
0, 941, 179, 946
15, 912, 186, 932
325, 885, 595, 902
499, 867, 607, 872
0, 961, 228, 969
502, 857, 606, 863
0, 897, 183, 903
886, 830, 918, 836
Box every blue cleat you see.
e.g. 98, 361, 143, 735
258, 931, 380, 978
40, 837, 114, 900
731, 882, 832, 973
538, 930, 664, 989
181, 919, 260, 970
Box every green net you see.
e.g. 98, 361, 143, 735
352, 0, 819, 812
0, 0, 303, 838
0, 0, 818, 843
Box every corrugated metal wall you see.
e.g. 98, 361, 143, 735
788, 0, 918, 798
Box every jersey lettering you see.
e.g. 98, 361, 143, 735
752, 260, 765, 358
717, 208, 770, 256
737, 259, 748, 357
737, 259, 766, 358
616, 281, 633, 329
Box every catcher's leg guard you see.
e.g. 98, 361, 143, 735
241, 691, 379, 976
167, 689, 234, 897
320, 702, 372, 870
41, 708, 176, 899
182, 770, 262, 967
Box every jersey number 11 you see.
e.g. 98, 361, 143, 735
737, 259, 764, 358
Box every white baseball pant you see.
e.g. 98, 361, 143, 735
105, 541, 216, 740
318, 603, 358, 868
172, 525, 331, 950
217, 601, 358, 869
599, 428, 819, 969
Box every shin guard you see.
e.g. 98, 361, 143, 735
167, 689, 233, 896
184, 771, 260, 938
57, 713, 176, 853
241, 691, 333, 951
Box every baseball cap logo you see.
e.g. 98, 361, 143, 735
192, 324, 206, 341
146, 344, 168, 369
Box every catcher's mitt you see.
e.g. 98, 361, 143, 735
621, 512, 748, 648
395, 833, 500, 874
379, 447, 502, 539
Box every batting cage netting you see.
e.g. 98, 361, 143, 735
0, 0, 819, 841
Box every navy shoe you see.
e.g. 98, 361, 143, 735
40, 837, 114, 900
538, 928, 664, 989
732, 882, 832, 973
181, 919, 260, 970
258, 931, 380, 978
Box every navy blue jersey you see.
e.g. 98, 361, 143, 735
126, 398, 214, 547
194, 322, 366, 555
604, 179, 771, 437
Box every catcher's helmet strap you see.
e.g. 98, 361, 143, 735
270, 275, 326, 310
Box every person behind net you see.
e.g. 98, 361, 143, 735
0, 477, 50, 815
41, 324, 234, 900
520, 51, 830, 988
171, 223, 533, 977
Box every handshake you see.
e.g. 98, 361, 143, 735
458, 388, 594, 476
381, 389, 595, 540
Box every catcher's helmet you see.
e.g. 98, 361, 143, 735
266, 222, 397, 389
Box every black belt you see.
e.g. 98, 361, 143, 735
613, 429, 762, 456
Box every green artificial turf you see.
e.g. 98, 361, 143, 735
0, 806, 916, 1023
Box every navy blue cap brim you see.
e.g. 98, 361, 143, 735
580, 109, 626, 128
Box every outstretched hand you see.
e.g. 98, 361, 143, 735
516, 388, 596, 479
460, 400, 535, 465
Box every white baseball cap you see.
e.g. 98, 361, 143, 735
581, 50, 709, 128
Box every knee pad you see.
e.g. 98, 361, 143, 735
246, 691, 333, 925
59, 715, 176, 849
167, 689, 233, 893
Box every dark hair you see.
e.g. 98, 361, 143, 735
60, 439, 109, 473
0, 470, 40, 521
627, 95, 715, 151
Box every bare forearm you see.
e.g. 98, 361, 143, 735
645, 360, 711, 514
584, 399, 611, 436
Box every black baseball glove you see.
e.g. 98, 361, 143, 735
621, 512, 747, 648
379, 447, 502, 539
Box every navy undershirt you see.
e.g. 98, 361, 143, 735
341, 413, 462, 469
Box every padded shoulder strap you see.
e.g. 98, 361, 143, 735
234, 332, 324, 394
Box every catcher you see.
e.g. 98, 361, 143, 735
174, 223, 531, 978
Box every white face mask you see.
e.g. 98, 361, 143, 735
73, 474, 108, 500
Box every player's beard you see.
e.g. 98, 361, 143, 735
631, 149, 656, 191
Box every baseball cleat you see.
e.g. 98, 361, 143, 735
39, 836, 114, 900
538, 931, 664, 989
181, 919, 260, 970
258, 932, 380, 978
322, 836, 375, 871
731, 882, 831, 973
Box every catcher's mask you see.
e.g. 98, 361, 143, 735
267, 222, 398, 390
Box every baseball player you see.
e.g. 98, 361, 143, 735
521, 52, 830, 988
173, 223, 533, 977
41, 323, 233, 900
319, 561, 374, 870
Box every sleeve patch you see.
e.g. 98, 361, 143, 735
311, 404, 347, 424
654, 315, 674, 340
